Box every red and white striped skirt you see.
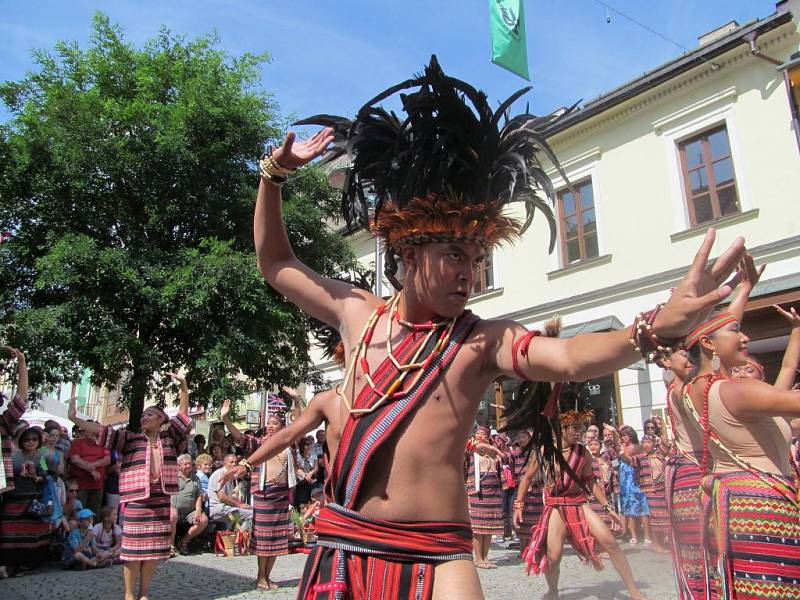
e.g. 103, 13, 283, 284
250, 483, 289, 557
120, 491, 172, 561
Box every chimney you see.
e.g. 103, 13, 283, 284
698, 20, 740, 46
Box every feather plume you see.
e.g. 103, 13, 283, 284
296, 56, 576, 277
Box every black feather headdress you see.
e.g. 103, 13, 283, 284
296, 55, 576, 288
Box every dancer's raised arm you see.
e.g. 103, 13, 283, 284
727, 254, 764, 322
67, 389, 102, 437
2, 346, 28, 400
489, 229, 745, 382
219, 399, 245, 444
773, 305, 800, 391
254, 130, 380, 330
219, 390, 332, 486
166, 372, 189, 414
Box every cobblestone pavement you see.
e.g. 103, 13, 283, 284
0, 541, 677, 599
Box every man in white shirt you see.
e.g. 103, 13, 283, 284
208, 454, 253, 528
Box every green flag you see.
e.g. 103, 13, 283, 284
489, 0, 530, 80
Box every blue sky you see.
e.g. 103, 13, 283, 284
0, 1, 774, 125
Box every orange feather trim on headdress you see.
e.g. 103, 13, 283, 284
373, 194, 522, 251
560, 409, 595, 427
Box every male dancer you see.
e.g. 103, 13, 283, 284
250, 57, 745, 598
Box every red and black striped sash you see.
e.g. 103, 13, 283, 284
329, 310, 479, 508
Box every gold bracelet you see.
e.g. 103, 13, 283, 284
513, 500, 524, 510
238, 458, 253, 473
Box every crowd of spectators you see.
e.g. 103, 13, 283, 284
0, 396, 326, 578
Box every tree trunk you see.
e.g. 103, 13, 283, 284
126, 362, 150, 433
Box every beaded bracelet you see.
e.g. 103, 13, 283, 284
513, 500, 524, 510
629, 303, 683, 364
238, 458, 253, 473
259, 152, 295, 186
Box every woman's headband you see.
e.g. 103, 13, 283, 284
685, 312, 738, 349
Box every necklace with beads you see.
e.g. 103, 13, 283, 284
337, 292, 457, 415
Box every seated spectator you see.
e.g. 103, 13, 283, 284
195, 453, 213, 495
207, 454, 252, 529
170, 454, 208, 555
61, 479, 83, 532
62, 508, 111, 569
68, 420, 111, 518
92, 506, 122, 563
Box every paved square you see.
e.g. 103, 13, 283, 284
0, 543, 677, 599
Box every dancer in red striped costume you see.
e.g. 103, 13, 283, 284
221, 399, 297, 590
69, 372, 189, 600
514, 411, 649, 600
682, 304, 800, 599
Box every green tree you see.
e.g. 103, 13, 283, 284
0, 13, 354, 427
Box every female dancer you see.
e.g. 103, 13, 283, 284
662, 256, 760, 599
69, 372, 189, 600
511, 430, 544, 552
731, 304, 800, 388
465, 425, 505, 569
587, 438, 617, 534
513, 411, 649, 600
682, 309, 800, 598
221, 399, 295, 590
638, 435, 669, 552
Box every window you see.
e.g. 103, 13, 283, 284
679, 125, 739, 226
558, 179, 598, 264
472, 254, 494, 294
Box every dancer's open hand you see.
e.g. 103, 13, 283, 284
165, 372, 187, 386
653, 229, 745, 339
219, 465, 247, 488
220, 399, 232, 420
775, 304, 800, 328
270, 128, 335, 171
1, 346, 23, 361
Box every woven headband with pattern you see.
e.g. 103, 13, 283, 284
685, 312, 738, 349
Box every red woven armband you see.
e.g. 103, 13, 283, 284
512, 330, 541, 379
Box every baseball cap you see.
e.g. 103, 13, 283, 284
76, 508, 95, 519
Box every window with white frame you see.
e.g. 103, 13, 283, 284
557, 178, 598, 265
678, 125, 740, 227
472, 253, 494, 294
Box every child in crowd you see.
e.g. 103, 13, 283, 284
62, 508, 112, 569
92, 506, 122, 563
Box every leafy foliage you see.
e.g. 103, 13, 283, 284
0, 13, 354, 425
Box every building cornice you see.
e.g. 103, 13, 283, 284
548, 16, 796, 150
